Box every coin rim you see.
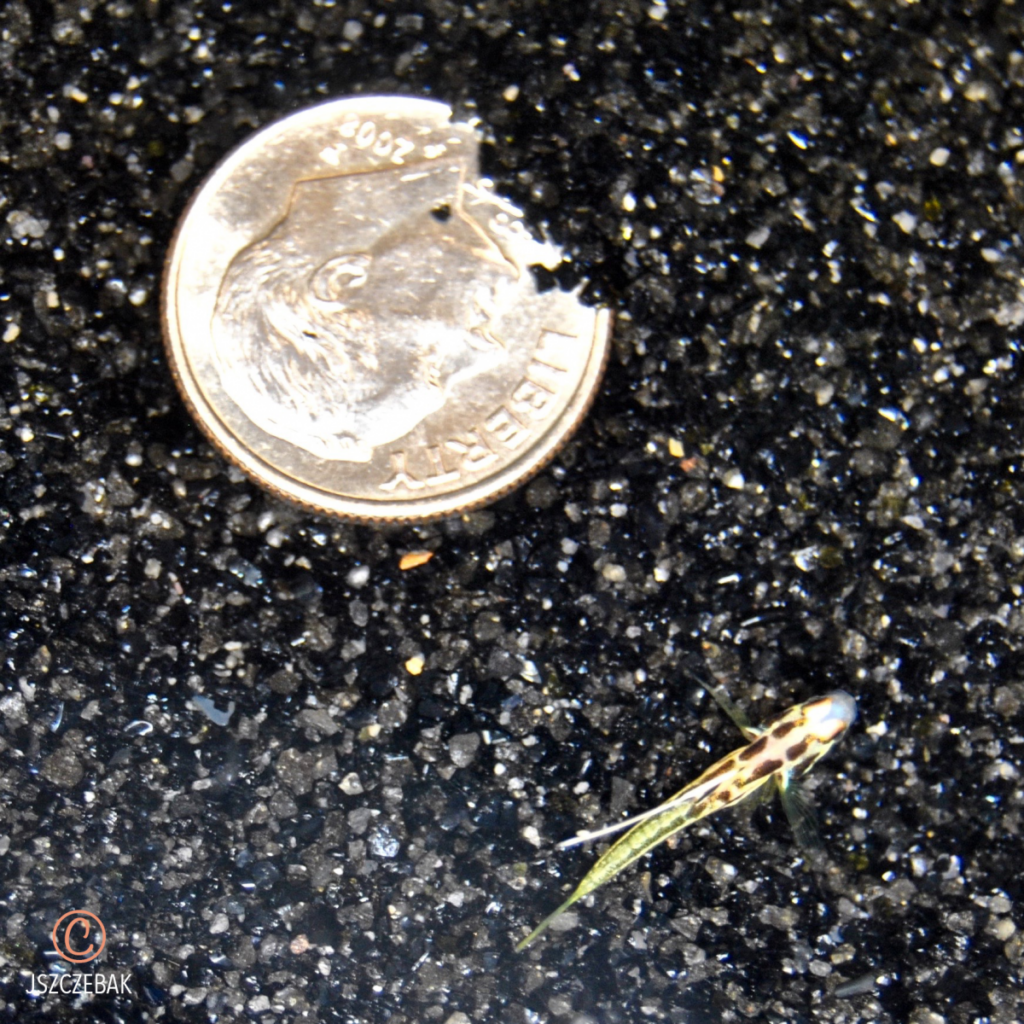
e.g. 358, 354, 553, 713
161, 96, 612, 522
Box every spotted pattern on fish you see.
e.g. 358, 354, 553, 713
770, 719, 798, 740
790, 754, 819, 777
701, 758, 736, 782
515, 689, 858, 951
786, 737, 811, 761
749, 757, 785, 781
738, 734, 769, 761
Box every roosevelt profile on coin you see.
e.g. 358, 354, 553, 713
210, 157, 521, 463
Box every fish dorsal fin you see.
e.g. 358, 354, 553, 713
556, 779, 716, 850
555, 804, 672, 850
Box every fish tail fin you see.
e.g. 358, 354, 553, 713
515, 889, 584, 952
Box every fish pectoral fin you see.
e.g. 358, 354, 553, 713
731, 778, 775, 813
704, 684, 761, 742
778, 776, 822, 850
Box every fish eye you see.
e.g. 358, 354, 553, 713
822, 690, 858, 728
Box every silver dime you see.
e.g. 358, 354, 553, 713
162, 96, 611, 521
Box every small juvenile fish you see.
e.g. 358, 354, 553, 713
516, 689, 857, 951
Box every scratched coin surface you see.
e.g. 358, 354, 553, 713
162, 96, 611, 521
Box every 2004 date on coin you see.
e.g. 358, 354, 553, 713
162, 96, 611, 522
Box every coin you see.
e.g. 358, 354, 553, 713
162, 96, 611, 521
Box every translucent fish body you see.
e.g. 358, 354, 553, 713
516, 690, 857, 950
